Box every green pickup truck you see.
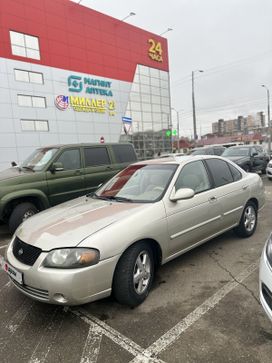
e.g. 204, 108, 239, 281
0, 143, 137, 233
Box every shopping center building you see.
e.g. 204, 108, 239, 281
0, 0, 171, 170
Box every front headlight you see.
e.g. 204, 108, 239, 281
266, 235, 272, 267
43, 248, 100, 269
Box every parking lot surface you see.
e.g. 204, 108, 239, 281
0, 177, 272, 363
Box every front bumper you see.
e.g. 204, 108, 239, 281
259, 239, 272, 322
5, 240, 120, 305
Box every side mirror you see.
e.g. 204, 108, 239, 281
252, 152, 258, 157
51, 162, 64, 172
11, 161, 17, 167
170, 188, 195, 202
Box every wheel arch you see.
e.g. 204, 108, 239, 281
2, 192, 49, 221
248, 197, 258, 210
112, 238, 163, 282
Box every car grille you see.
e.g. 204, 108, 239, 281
11, 278, 49, 301
13, 237, 42, 266
262, 283, 272, 310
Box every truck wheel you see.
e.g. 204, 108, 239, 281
8, 202, 38, 234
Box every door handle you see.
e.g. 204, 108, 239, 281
106, 166, 113, 170
242, 185, 249, 190
209, 196, 217, 202
75, 170, 82, 175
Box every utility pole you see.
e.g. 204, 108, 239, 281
192, 70, 204, 142
261, 85, 271, 155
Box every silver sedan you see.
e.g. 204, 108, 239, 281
2, 155, 265, 306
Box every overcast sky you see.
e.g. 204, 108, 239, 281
72, 0, 272, 137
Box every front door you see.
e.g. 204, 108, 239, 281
164, 160, 221, 257
46, 148, 85, 205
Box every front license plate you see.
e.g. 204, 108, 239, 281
0, 256, 23, 285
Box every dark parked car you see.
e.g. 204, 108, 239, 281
0, 143, 137, 233
189, 146, 226, 156
222, 145, 269, 173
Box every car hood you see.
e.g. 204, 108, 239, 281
16, 196, 148, 250
223, 156, 249, 163
0, 167, 28, 181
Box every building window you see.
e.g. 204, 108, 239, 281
18, 94, 46, 108
10, 31, 40, 60
21, 120, 49, 132
14, 69, 43, 84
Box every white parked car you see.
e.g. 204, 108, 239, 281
260, 233, 272, 321
266, 159, 272, 180
1, 156, 265, 307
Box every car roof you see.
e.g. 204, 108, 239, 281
227, 145, 253, 149
36, 143, 131, 149
133, 155, 226, 166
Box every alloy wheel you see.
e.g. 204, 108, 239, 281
133, 251, 151, 294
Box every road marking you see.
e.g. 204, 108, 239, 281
80, 322, 103, 363
130, 261, 258, 362
0, 301, 33, 351
72, 308, 166, 363
29, 308, 66, 363
0, 280, 11, 293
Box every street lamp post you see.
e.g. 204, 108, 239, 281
159, 28, 173, 36
192, 70, 204, 142
261, 85, 271, 155
172, 108, 181, 152
121, 12, 136, 22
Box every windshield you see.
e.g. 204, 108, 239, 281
95, 164, 178, 203
222, 147, 250, 157
21, 148, 59, 171
190, 149, 210, 155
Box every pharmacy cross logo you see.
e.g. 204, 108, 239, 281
55, 95, 69, 111
68, 75, 83, 92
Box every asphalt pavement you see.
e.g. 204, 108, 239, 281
0, 177, 272, 363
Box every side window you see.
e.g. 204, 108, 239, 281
251, 147, 258, 156
84, 147, 110, 167
205, 159, 233, 187
228, 163, 242, 181
175, 160, 211, 194
56, 149, 81, 170
112, 144, 137, 163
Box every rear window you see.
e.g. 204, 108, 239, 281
205, 159, 233, 187
112, 144, 137, 163
84, 147, 110, 167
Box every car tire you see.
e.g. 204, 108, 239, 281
234, 201, 257, 238
113, 242, 154, 307
9, 202, 38, 234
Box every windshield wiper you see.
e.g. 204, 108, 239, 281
21, 166, 34, 172
91, 194, 133, 202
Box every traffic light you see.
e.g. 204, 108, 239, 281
165, 129, 177, 137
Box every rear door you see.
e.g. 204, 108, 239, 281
204, 158, 249, 230
46, 148, 85, 205
110, 144, 137, 171
83, 146, 117, 194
